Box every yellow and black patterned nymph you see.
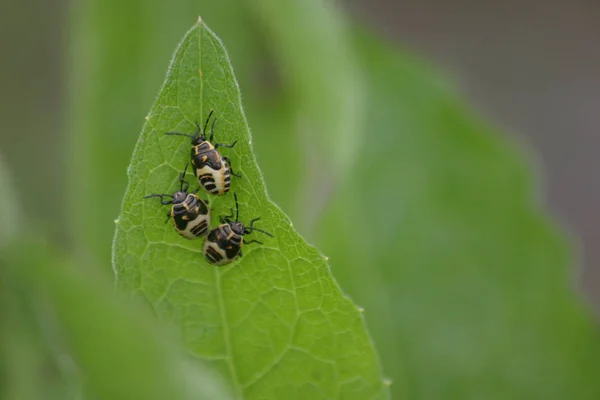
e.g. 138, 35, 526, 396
203, 193, 273, 266
144, 166, 210, 239
165, 110, 239, 195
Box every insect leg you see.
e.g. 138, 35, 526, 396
246, 218, 273, 237
248, 217, 260, 230
215, 140, 237, 149
220, 210, 234, 224
144, 194, 173, 205
223, 157, 242, 178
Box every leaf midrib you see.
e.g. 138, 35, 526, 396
198, 21, 243, 398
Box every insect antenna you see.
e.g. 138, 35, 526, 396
203, 109, 215, 139
233, 193, 240, 222
179, 162, 190, 192
209, 114, 218, 142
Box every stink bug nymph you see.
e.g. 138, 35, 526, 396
144, 166, 211, 239
203, 193, 273, 266
165, 110, 239, 195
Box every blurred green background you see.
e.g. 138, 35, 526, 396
2, 0, 600, 399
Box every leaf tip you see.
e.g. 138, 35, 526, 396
196, 15, 203, 25
114, 218, 120, 224
145, 114, 151, 121
358, 307, 364, 313
383, 378, 393, 386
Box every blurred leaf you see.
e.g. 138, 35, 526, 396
316, 26, 600, 399
249, 0, 364, 234
0, 154, 18, 246
1, 269, 84, 400
0, 160, 62, 400
1, 150, 228, 399
1, 310, 49, 400
113, 21, 388, 399
2, 239, 230, 400
0, 161, 81, 400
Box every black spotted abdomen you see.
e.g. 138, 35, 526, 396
171, 194, 210, 239
203, 224, 242, 265
191, 146, 231, 195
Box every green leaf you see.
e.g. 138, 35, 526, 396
67, 0, 257, 268
67, 0, 267, 269
113, 20, 388, 399
316, 26, 600, 399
